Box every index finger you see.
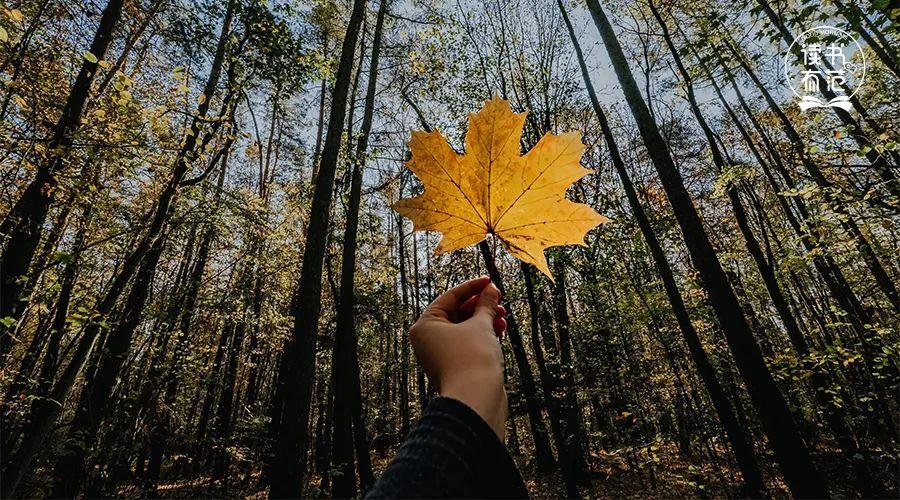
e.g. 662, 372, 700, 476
425, 276, 492, 319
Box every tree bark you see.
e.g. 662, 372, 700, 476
0, 0, 126, 359
556, 1, 766, 493
585, 2, 827, 496
267, 0, 368, 496
331, 1, 386, 496
478, 241, 556, 472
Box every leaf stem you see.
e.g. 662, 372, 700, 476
490, 232, 498, 267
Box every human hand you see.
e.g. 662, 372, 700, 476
408, 276, 508, 439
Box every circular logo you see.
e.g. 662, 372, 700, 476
783, 26, 865, 111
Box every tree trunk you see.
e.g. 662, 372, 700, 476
478, 241, 556, 472
550, 257, 588, 495
556, 1, 766, 493
197, 323, 232, 446
212, 317, 244, 485
397, 213, 412, 437
521, 263, 567, 464
0, 0, 125, 359
331, 2, 386, 496
311, 34, 329, 183
267, 0, 368, 496
10, 187, 75, 344
585, 2, 827, 496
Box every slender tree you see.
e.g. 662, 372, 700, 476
331, 0, 387, 496
584, 1, 828, 496
267, 0, 368, 495
556, 1, 766, 493
0, 0, 126, 357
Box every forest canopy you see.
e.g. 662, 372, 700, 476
0, 0, 897, 498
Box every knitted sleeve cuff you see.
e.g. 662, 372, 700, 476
366, 397, 529, 499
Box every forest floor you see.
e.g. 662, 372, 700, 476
123, 439, 896, 498
128, 441, 768, 498
520, 440, 761, 499
131, 459, 740, 499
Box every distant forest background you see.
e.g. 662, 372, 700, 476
0, 0, 897, 497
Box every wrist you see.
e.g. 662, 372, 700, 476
440, 369, 506, 439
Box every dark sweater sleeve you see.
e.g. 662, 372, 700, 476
365, 397, 529, 499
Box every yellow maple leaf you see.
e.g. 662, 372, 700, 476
393, 97, 608, 278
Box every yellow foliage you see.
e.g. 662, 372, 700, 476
6, 8, 23, 23
394, 97, 608, 277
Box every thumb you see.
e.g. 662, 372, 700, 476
473, 283, 500, 324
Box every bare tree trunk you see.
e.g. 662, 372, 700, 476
397, 213, 412, 437
478, 241, 556, 472
197, 322, 232, 446
550, 256, 588, 496
0, 0, 126, 359
267, 0, 368, 496
521, 263, 566, 465
331, 1, 387, 496
212, 316, 244, 485
556, 1, 766, 493
585, 2, 827, 496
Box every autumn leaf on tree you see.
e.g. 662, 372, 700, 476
394, 97, 608, 278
